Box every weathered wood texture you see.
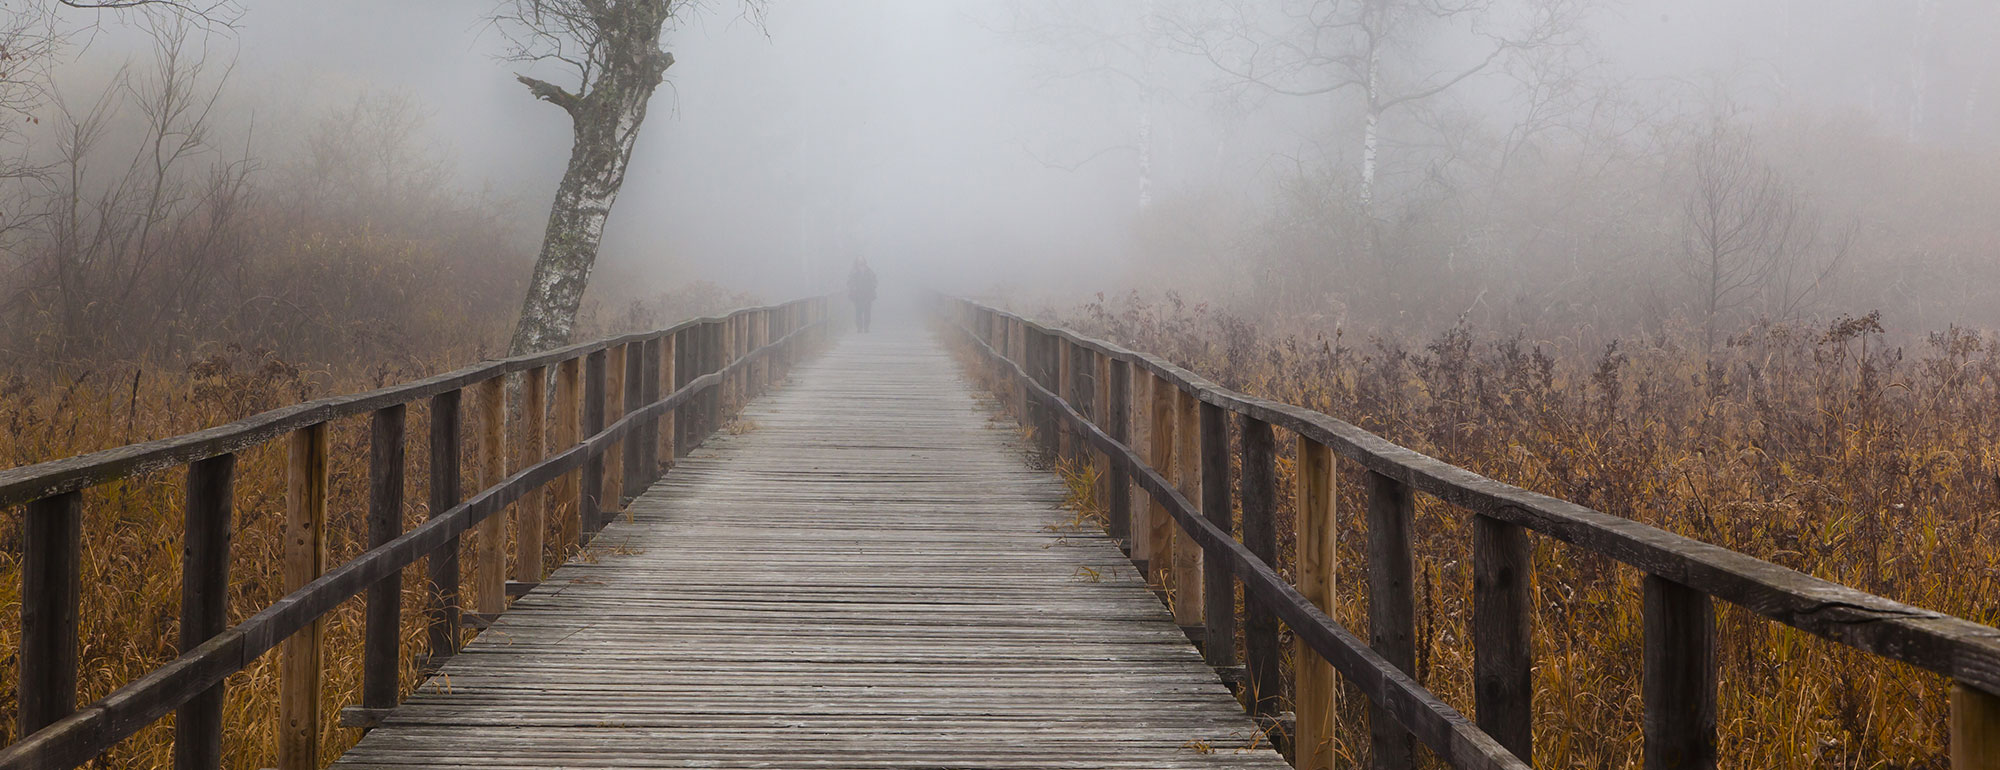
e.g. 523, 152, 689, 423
1294, 437, 1337, 770
281, 423, 330, 770
331, 330, 1285, 769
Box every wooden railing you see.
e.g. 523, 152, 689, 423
0, 296, 831, 770
940, 296, 2000, 770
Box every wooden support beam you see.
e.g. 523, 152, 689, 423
1644, 574, 1715, 770
516, 369, 547, 584
1146, 374, 1176, 591
1172, 385, 1203, 626
362, 407, 406, 717
1953, 684, 2000, 769
1366, 469, 1418, 770
425, 390, 462, 663
624, 340, 648, 502
1107, 358, 1132, 547
177, 454, 233, 770
19, 491, 80, 739
280, 422, 329, 770
473, 376, 508, 617
1240, 416, 1280, 718
1200, 402, 1236, 671
1294, 436, 1337, 770
1476, 514, 1535, 762
668, 332, 684, 468
581, 350, 607, 536
604, 344, 626, 511
553, 359, 581, 555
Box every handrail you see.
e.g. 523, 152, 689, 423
939, 295, 2000, 769
0, 312, 782, 509
1, 296, 834, 769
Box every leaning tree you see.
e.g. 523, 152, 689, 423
496, 0, 760, 354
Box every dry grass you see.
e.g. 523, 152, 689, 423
1044, 292, 2000, 768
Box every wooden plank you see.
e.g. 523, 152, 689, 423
1294, 436, 1336, 770
281, 422, 330, 770
1240, 416, 1279, 717
19, 491, 80, 738
1172, 386, 1202, 626
1954, 684, 2000, 769
1643, 574, 1715, 770
178, 455, 233, 770
328, 330, 1284, 770
553, 360, 581, 555
427, 390, 463, 663
363, 407, 406, 712
1366, 469, 1417, 770
475, 376, 509, 617
517, 369, 547, 584
1475, 514, 1534, 761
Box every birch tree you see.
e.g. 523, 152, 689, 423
496, 0, 761, 354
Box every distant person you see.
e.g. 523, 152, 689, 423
847, 258, 878, 333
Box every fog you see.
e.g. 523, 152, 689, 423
17, 0, 2000, 351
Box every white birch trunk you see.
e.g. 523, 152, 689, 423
509, 4, 677, 355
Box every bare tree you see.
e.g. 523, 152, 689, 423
495, 0, 763, 354
1679, 120, 1844, 352
1177, 0, 1590, 220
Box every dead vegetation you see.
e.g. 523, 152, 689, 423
1041, 291, 1999, 767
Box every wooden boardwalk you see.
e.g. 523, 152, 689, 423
332, 328, 1287, 769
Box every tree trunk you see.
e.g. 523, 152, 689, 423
509, 12, 676, 355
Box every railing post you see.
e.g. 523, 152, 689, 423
1107, 358, 1132, 548
280, 422, 329, 770
1366, 469, 1418, 769
582, 349, 607, 536
19, 491, 80, 739
1643, 574, 1715, 770
348, 406, 404, 731
1476, 514, 1535, 762
674, 328, 692, 457
1057, 337, 1073, 461
474, 375, 508, 619
1172, 386, 1203, 628
554, 359, 582, 551
1200, 402, 1236, 671
517, 369, 547, 584
668, 330, 684, 468
176, 454, 233, 769
426, 390, 462, 664
1239, 416, 1280, 718
1953, 684, 2000, 769
1146, 374, 1175, 589
1294, 437, 1336, 770
605, 344, 627, 510
1091, 349, 1110, 519
642, 337, 663, 482
624, 339, 648, 502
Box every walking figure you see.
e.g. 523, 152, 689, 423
848, 258, 877, 333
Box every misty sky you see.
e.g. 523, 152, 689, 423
82, 0, 1995, 303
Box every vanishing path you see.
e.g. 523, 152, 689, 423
331, 328, 1286, 769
